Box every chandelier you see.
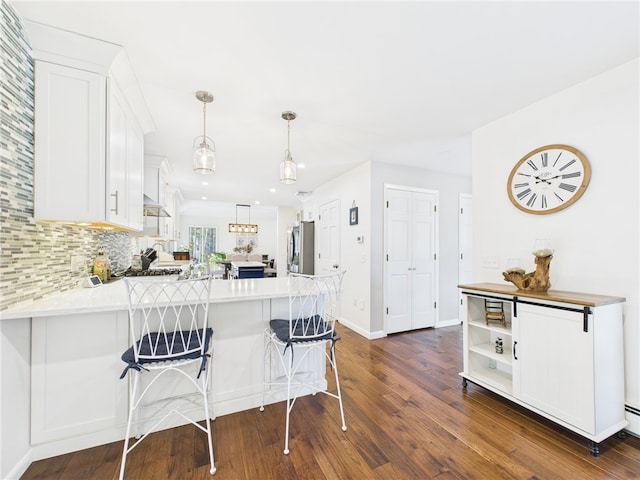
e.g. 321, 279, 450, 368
193, 90, 216, 174
279, 111, 297, 184
228, 204, 258, 234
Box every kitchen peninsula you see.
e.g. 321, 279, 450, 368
1, 277, 320, 461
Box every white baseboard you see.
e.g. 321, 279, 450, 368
625, 405, 640, 437
437, 318, 462, 328
337, 318, 385, 340
4, 449, 32, 480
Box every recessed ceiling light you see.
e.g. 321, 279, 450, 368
201, 181, 208, 186
269, 188, 276, 193
254, 200, 261, 205
298, 163, 306, 169
201, 196, 208, 200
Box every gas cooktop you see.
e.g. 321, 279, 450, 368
122, 268, 183, 277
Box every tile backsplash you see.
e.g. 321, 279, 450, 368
0, 0, 137, 309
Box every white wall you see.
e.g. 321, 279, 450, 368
302, 161, 372, 337
472, 59, 639, 434
371, 161, 472, 334
303, 160, 472, 338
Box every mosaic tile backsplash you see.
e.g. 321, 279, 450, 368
0, 0, 138, 309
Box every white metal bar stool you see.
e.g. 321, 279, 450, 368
119, 276, 216, 479
260, 271, 347, 454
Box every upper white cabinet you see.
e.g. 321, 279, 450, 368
143, 154, 170, 238
459, 283, 627, 455
28, 21, 153, 231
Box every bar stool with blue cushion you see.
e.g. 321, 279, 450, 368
260, 271, 347, 454
119, 276, 216, 479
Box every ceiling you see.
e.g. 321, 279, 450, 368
10, 1, 639, 209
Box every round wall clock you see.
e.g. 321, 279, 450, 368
507, 144, 591, 215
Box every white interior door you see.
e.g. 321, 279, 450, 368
411, 192, 436, 329
318, 198, 340, 274
385, 186, 438, 334
458, 194, 473, 322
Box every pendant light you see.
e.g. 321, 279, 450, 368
280, 111, 297, 184
193, 90, 215, 174
228, 204, 259, 234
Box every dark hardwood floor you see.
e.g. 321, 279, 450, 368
21, 324, 640, 480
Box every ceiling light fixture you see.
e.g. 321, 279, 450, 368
279, 111, 297, 184
228, 203, 259, 234
193, 90, 215, 174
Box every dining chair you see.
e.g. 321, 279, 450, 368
260, 271, 347, 454
119, 276, 216, 479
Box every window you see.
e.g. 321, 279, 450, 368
188, 227, 217, 263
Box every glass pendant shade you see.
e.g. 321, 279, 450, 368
280, 150, 297, 184
193, 137, 215, 174
279, 111, 297, 184
193, 90, 215, 175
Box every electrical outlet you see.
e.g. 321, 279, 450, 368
482, 256, 500, 269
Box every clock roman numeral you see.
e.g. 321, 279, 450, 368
541, 194, 547, 209
562, 171, 581, 179
514, 182, 528, 188
559, 183, 577, 193
559, 158, 576, 171
555, 192, 565, 203
517, 188, 532, 200
553, 151, 563, 167
526, 159, 538, 171
540, 152, 548, 167
526, 193, 538, 207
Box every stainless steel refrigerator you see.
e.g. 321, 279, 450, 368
288, 221, 314, 274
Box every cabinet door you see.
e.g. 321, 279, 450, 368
34, 61, 107, 223
108, 81, 129, 227
31, 312, 129, 444
513, 303, 594, 433
127, 117, 145, 232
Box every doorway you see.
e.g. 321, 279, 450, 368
317, 198, 341, 274
384, 185, 439, 334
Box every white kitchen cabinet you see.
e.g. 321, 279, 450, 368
109, 79, 145, 231
143, 155, 171, 238
33, 61, 144, 231
27, 20, 152, 231
459, 283, 627, 455
31, 311, 129, 455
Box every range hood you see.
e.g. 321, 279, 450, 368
143, 195, 171, 217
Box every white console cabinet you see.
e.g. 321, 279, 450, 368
459, 283, 627, 455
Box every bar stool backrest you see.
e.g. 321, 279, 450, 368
124, 276, 212, 364
288, 271, 344, 342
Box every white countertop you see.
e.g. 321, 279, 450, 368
0, 276, 293, 320
231, 261, 265, 268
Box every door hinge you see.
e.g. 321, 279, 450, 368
434, 253, 437, 260
386, 307, 389, 314
318, 214, 321, 221
434, 205, 437, 213
460, 253, 463, 260
386, 200, 389, 208
460, 207, 464, 214
386, 254, 389, 261
318, 252, 321, 259
434, 301, 437, 309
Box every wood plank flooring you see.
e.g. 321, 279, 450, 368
21, 324, 640, 480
